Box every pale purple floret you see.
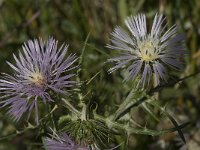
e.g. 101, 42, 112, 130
107, 13, 185, 87
0, 37, 78, 123
44, 133, 89, 150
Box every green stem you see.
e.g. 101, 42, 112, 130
80, 103, 87, 121
62, 98, 81, 117
49, 104, 57, 130
153, 73, 159, 99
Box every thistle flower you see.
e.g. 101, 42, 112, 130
43, 133, 89, 150
107, 14, 185, 87
0, 37, 77, 123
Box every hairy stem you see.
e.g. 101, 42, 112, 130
80, 103, 87, 121
62, 98, 81, 117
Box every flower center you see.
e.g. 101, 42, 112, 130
29, 72, 45, 86
137, 39, 159, 62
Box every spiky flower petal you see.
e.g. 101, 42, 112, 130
43, 133, 89, 150
107, 13, 185, 87
0, 37, 77, 123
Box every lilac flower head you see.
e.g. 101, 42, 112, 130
44, 133, 89, 150
0, 37, 77, 123
107, 13, 185, 87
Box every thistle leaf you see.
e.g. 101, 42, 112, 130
125, 122, 189, 136
148, 100, 188, 143
142, 102, 160, 122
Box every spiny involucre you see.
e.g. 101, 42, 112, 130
107, 13, 186, 87
0, 37, 78, 123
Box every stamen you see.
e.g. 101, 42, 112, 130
29, 72, 45, 86
137, 38, 159, 62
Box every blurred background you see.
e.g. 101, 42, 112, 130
0, 0, 200, 149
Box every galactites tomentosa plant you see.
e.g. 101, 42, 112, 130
0, 13, 190, 150
107, 13, 185, 87
103, 13, 188, 145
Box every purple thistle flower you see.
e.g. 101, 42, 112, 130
107, 13, 185, 87
44, 133, 89, 150
0, 37, 78, 123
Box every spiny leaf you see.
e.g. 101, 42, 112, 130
112, 89, 145, 121
78, 31, 91, 66
148, 100, 187, 143
142, 102, 160, 122
126, 121, 190, 136
94, 113, 189, 137
165, 111, 186, 143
